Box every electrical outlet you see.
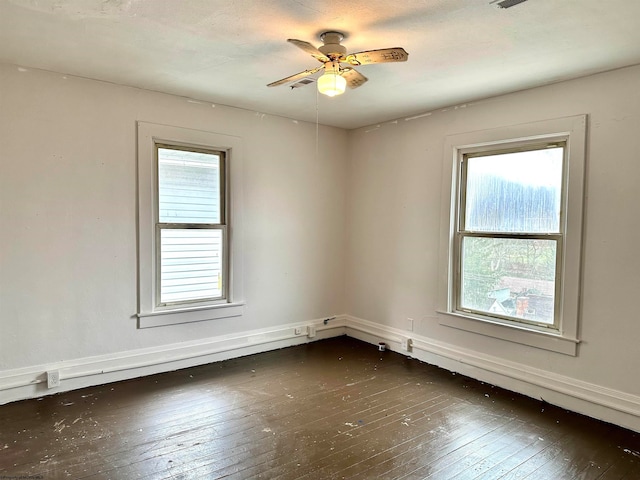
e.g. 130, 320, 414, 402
307, 326, 316, 338
400, 337, 411, 352
47, 370, 60, 388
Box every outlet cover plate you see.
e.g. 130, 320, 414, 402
47, 370, 60, 388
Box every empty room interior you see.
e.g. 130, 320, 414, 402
1, 0, 639, 478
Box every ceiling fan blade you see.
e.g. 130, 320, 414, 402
287, 39, 330, 62
267, 66, 324, 87
344, 47, 408, 66
341, 68, 368, 89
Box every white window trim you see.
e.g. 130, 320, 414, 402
437, 115, 587, 356
137, 122, 244, 328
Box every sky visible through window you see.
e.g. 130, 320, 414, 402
465, 147, 563, 234
468, 147, 563, 187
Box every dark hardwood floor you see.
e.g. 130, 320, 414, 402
1, 336, 638, 479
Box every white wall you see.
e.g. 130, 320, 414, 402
0, 64, 347, 373
1, 61, 639, 431
345, 65, 640, 429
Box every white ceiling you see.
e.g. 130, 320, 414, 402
2, 0, 640, 129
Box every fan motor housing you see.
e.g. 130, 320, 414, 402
319, 31, 347, 57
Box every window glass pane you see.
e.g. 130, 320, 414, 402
460, 237, 556, 325
160, 228, 223, 304
464, 147, 563, 233
158, 147, 221, 224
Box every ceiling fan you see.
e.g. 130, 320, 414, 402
267, 31, 408, 97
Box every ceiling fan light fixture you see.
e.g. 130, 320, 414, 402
268, 33, 407, 96
317, 70, 346, 97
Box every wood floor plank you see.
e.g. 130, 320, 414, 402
325, 401, 482, 479
269, 399, 467, 480
426, 419, 534, 479
459, 421, 563, 479
584, 449, 639, 480
471, 423, 569, 480
390, 416, 518, 480
1, 336, 638, 480
168, 385, 448, 478
343, 403, 490, 479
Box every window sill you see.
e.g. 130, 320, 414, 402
438, 310, 579, 356
137, 302, 245, 328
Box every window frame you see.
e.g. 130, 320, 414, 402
155, 143, 228, 308
137, 122, 244, 328
437, 115, 587, 355
454, 141, 565, 330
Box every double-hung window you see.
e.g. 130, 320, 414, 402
137, 122, 244, 328
156, 145, 226, 306
457, 143, 563, 328
438, 115, 586, 355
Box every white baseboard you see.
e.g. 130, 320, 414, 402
0, 316, 347, 406
345, 315, 640, 433
2, 313, 638, 434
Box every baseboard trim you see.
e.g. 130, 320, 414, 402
0, 316, 347, 405
2, 314, 638, 433
345, 315, 640, 433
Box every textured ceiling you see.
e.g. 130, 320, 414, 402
2, 0, 640, 129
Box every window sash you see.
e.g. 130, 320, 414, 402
155, 224, 228, 307
453, 143, 567, 330
155, 144, 228, 308
453, 231, 563, 329
156, 143, 226, 225
458, 143, 566, 234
